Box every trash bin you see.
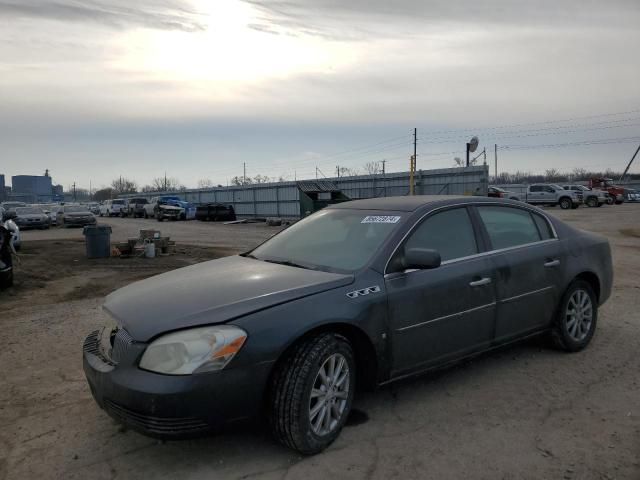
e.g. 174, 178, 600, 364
83, 225, 112, 259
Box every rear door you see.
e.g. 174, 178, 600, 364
385, 206, 497, 375
475, 205, 563, 342
527, 185, 543, 203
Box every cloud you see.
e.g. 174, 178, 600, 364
0, 0, 205, 32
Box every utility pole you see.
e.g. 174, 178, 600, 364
336, 165, 340, 178
413, 128, 417, 168
73, 182, 76, 201
409, 155, 417, 195
620, 143, 640, 182
164, 172, 167, 191
381, 159, 386, 175
243, 163, 247, 185
483, 148, 486, 165
494, 144, 498, 181
315, 166, 318, 179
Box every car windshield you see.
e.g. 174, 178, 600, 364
64, 206, 89, 213
16, 207, 42, 215
250, 209, 403, 273
112, 200, 125, 205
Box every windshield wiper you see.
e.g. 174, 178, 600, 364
262, 259, 313, 270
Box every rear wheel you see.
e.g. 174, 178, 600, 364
270, 333, 355, 455
606, 196, 614, 205
551, 280, 598, 352
559, 198, 572, 209
586, 197, 598, 208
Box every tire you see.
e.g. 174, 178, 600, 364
551, 280, 598, 352
606, 196, 614, 205
559, 197, 572, 210
269, 333, 356, 455
0, 269, 13, 289
586, 197, 598, 208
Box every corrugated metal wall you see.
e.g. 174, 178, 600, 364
121, 165, 489, 218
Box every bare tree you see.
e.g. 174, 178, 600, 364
454, 157, 463, 167
337, 166, 359, 177
253, 174, 272, 184
111, 177, 137, 194
363, 161, 381, 175
150, 176, 182, 191
197, 178, 214, 189
230, 176, 252, 186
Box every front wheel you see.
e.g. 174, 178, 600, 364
586, 197, 598, 208
606, 196, 614, 205
551, 280, 598, 352
559, 198, 572, 209
269, 333, 355, 455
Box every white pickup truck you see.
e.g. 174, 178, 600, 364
525, 184, 582, 209
563, 185, 607, 208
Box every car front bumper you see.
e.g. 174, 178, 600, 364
64, 217, 96, 226
16, 220, 49, 229
82, 330, 271, 438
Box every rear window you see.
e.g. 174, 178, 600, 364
478, 206, 541, 250
532, 213, 554, 240
113, 200, 125, 205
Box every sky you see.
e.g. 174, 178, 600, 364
1, 0, 639, 191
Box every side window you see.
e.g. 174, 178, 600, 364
532, 212, 553, 240
478, 206, 541, 250
530, 185, 541, 192
545, 186, 555, 193
404, 208, 477, 262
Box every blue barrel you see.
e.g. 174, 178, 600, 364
83, 225, 112, 258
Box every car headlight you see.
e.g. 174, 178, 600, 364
139, 325, 247, 375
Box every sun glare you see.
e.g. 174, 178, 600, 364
112, 0, 353, 96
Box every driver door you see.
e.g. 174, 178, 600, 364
385, 207, 497, 376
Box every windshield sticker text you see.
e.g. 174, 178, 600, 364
361, 216, 401, 224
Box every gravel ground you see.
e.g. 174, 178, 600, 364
0, 204, 639, 480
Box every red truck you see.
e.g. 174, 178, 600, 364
588, 178, 625, 205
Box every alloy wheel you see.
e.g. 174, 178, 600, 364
308, 353, 350, 436
565, 289, 593, 342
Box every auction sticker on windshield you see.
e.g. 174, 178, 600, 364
361, 215, 401, 224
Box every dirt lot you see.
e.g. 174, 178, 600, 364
1, 205, 639, 480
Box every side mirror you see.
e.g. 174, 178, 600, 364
403, 248, 441, 270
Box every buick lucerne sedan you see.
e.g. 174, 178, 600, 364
83, 196, 612, 454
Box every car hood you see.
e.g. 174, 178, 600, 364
18, 214, 46, 220
103, 255, 354, 341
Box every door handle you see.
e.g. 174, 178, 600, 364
544, 259, 560, 268
469, 277, 492, 287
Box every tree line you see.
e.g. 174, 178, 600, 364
491, 167, 639, 185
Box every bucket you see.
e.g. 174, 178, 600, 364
144, 240, 156, 258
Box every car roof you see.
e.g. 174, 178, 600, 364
328, 195, 480, 212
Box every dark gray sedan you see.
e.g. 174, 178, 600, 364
83, 196, 612, 454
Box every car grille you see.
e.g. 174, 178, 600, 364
111, 328, 134, 364
103, 399, 210, 436
83, 330, 115, 366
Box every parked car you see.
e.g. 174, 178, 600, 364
143, 196, 184, 221
525, 184, 582, 209
589, 177, 625, 205
0, 224, 14, 289
86, 203, 101, 215
195, 203, 236, 222
487, 186, 521, 201
126, 197, 149, 218
99, 199, 127, 217
83, 196, 612, 454
57, 205, 97, 227
0, 201, 26, 221
623, 189, 640, 202
563, 185, 606, 208
14, 206, 50, 229
144, 195, 191, 220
